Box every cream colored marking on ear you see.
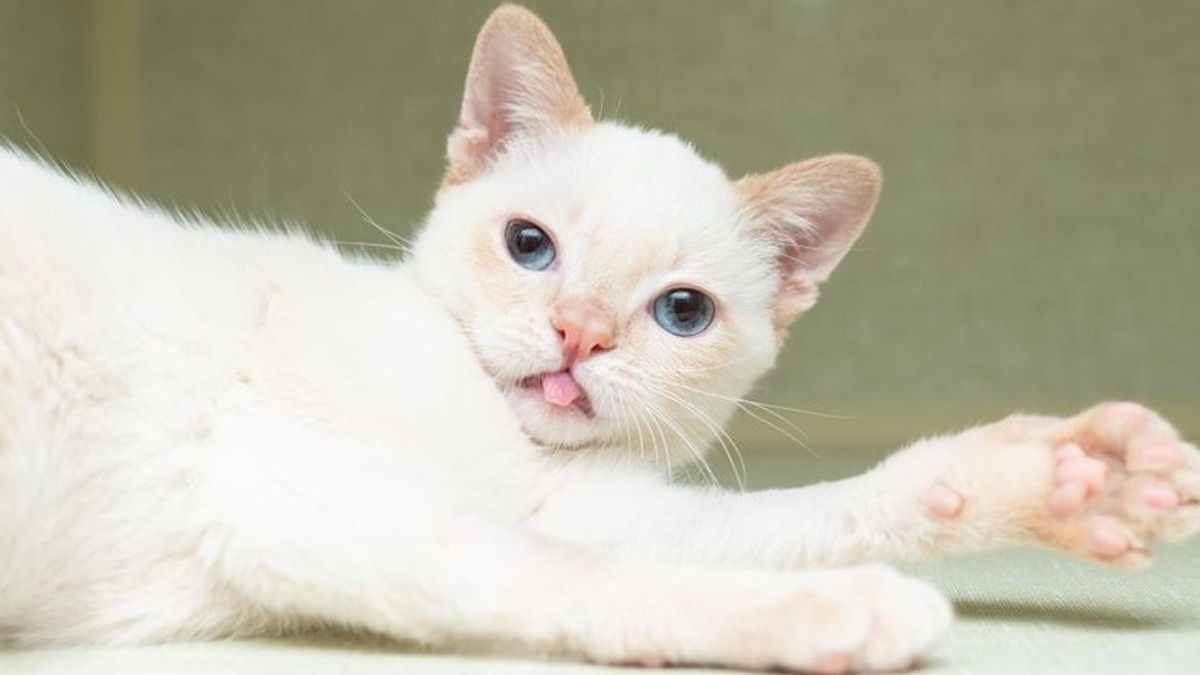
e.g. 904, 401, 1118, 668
444, 5, 594, 187
736, 154, 882, 329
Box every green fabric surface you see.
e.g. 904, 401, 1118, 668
912, 543, 1200, 674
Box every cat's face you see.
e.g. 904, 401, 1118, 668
415, 125, 780, 454
412, 6, 880, 464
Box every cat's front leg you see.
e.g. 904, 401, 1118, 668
898, 402, 1200, 567
199, 428, 949, 673
529, 404, 1197, 572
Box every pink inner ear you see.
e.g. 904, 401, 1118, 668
446, 127, 493, 188
771, 221, 824, 280
736, 154, 882, 326
773, 271, 820, 327
444, 6, 593, 186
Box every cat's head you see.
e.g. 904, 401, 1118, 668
412, 5, 879, 464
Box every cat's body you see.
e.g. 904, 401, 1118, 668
0, 143, 568, 642
1, 6, 1197, 673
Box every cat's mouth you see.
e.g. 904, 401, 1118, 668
516, 370, 595, 418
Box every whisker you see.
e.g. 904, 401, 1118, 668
645, 369, 853, 419
333, 240, 409, 258
338, 186, 416, 254
641, 381, 746, 490
745, 402, 813, 443
735, 402, 820, 458
634, 362, 827, 458
642, 397, 719, 487
618, 390, 649, 467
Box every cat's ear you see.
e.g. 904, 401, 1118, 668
736, 154, 882, 327
444, 5, 593, 186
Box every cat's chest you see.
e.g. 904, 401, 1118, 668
237, 267, 550, 509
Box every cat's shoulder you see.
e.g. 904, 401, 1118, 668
0, 143, 346, 267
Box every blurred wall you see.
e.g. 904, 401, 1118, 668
0, 0, 88, 166
2, 0, 1197, 460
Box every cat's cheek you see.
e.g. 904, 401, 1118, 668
637, 330, 737, 388
469, 225, 508, 275
469, 308, 563, 379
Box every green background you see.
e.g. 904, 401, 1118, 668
3, 0, 1197, 484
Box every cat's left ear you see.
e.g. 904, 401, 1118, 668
444, 5, 593, 186
736, 154, 882, 328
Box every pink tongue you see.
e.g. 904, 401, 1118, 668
541, 371, 583, 407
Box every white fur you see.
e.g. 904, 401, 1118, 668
0, 121, 947, 670
0, 118, 779, 640
0, 145, 548, 643
2, 6, 1197, 671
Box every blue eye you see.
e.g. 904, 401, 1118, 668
652, 288, 715, 337
505, 219, 555, 270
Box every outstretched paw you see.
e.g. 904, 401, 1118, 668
926, 402, 1200, 569
1035, 402, 1200, 568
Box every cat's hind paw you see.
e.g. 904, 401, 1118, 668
773, 566, 952, 674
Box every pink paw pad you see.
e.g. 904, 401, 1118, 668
1132, 444, 1185, 470
1055, 443, 1085, 461
812, 653, 851, 675
1049, 482, 1089, 518
1054, 449, 1108, 491
923, 483, 964, 519
1049, 444, 1109, 519
1140, 484, 1180, 510
1032, 403, 1191, 568
1088, 528, 1130, 558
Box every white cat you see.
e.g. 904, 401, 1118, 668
1, 5, 1196, 673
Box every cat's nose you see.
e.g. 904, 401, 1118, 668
552, 302, 615, 367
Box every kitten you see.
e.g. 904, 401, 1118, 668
1, 5, 1197, 673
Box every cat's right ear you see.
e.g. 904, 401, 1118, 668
443, 5, 593, 186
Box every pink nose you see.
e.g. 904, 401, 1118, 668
552, 302, 615, 366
